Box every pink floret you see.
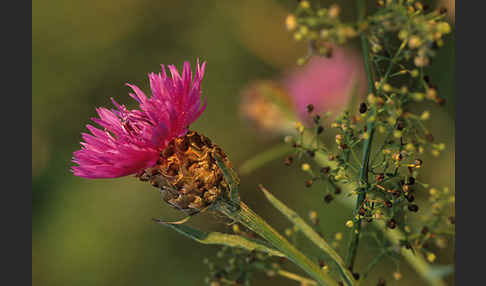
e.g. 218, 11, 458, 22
72, 60, 206, 178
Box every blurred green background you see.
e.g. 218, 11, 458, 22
32, 0, 454, 285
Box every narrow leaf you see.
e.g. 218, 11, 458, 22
259, 185, 355, 286
154, 219, 285, 257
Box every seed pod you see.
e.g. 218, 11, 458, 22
449, 216, 455, 224
321, 166, 331, 175
324, 194, 334, 203
317, 125, 324, 134
305, 179, 313, 188
387, 219, 397, 229
406, 193, 415, 202
359, 102, 367, 114
138, 131, 232, 214
408, 204, 419, 212
385, 200, 393, 208
306, 104, 315, 113
396, 121, 404, 130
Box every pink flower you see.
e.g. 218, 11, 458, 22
284, 48, 366, 123
72, 60, 206, 178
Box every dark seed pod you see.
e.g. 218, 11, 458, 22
313, 115, 321, 124
321, 166, 330, 175
317, 125, 324, 134
387, 219, 397, 229
334, 187, 342, 195
406, 193, 415, 202
407, 176, 415, 185
448, 216, 455, 224
307, 150, 316, 157
324, 194, 334, 203
359, 102, 367, 114
385, 200, 393, 208
353, 272, 360, 280
408, 204, 419, 212
377, 278, 386, 286
396, 121, 404, 131
306, 104, 315, 113
421, 226, 429, 235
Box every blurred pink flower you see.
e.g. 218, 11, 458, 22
284, 48, 366, 123
72, 60, 206, 178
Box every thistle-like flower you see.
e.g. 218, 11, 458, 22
72, 60, 232, 213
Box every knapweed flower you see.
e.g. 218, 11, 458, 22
72, 60, 233, 213
284, 47, 366, 123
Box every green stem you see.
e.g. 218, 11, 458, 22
217, 200, 339, 286
278, 270, 318, 286
310, 151, 447, 286
362, 251, 387, 279
344, 0, 376, 272
239, 144, 293, 175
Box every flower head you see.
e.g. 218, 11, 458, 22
72, 60, 206, 178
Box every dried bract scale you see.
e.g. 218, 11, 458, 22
138, 131, 233, 214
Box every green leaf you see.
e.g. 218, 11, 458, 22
238, 144, 293, 175
259, 185, 355, 286
154, 219, 284, 257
